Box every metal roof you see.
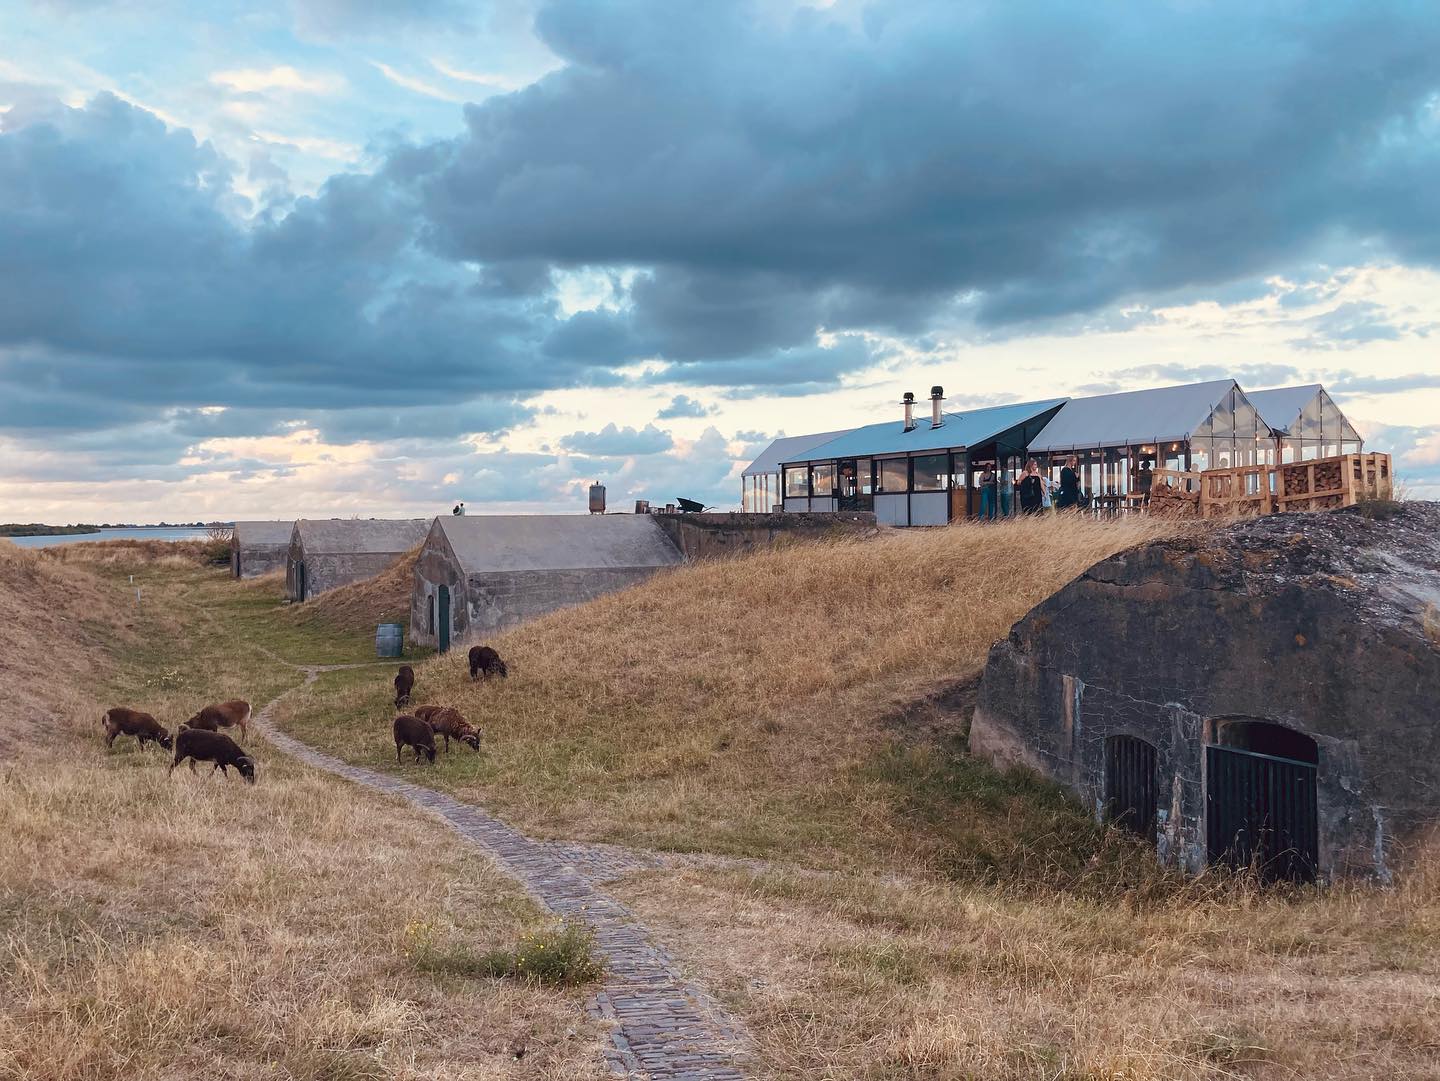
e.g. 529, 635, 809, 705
742, 428, 856, 476
292, 518, 430, 555
1029, 379, 1239, 452
435, 514, 683, 573
232, 521, 293, 546
783, 397, 1068, 464
1246, 384, 1324, 434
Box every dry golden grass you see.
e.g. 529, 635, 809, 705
272, 515, 1192, 864
617, 856, 1440, 1081
0, 542, 604, 1080
292, 544, 420, 635
37, 536, 230, 569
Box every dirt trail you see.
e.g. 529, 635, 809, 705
253, 661, 753, 1081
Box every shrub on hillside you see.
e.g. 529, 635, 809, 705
404, 919, 603, 987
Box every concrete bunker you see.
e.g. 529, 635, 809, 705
410, 514, 684, 649
972, 503, 1440, 883
286, 518, 429, 602
231, 520, 293, 578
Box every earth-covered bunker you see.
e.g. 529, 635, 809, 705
972, 503, 1440, 882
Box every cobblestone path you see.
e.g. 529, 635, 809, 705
254, 667, 751, 1081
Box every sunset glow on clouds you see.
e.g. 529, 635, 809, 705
2, 0, 1439, 522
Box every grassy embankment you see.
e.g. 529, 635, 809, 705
0, 539, 603, 1080
261, 514, 1440, 1081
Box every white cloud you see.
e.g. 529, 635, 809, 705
369, 60, 463, 102
211, 65, 345, 95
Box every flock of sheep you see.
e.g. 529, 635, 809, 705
100, 644, 509, 782
390, 645, 508, 764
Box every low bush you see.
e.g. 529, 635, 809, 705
405, 920, 603, 987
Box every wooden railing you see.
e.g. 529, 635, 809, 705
1145, 453, 1392, 519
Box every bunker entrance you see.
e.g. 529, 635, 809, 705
1206, 720, 1319, 883
1104, 735, 1158, 840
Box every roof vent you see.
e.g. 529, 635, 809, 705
930, 386, 945, 429
902, 391, 916, 432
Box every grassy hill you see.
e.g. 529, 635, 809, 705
0, 539, 602, 1080
274, 514, 1189, 875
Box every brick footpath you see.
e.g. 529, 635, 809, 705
253, 668, 751, 1081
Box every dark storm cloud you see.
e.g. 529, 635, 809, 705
422, 0, 1440, 333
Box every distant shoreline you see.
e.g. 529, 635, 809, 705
0, 524, 102, 537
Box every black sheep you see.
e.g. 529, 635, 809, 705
393, 713, 437, 763
394, 665, 415, 708
468, 645, 508, 681
169, 727, 256, 784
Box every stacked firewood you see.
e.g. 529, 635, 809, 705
1279, 459, 1345, 510
1147, 480, 1200, 519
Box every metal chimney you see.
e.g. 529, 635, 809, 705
902, 391, 916, 432
930, 385, 945, 429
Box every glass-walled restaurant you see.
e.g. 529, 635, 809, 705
752, 380, 1366, 521
1028, 381, 1284, 504
779, 397, 1066, 527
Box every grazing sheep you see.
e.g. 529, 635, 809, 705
102, 707, 173, 752
468, 645, 508, 681
169, 727, 255, 784
185, 699, 252, 743
394, 665, 416, 708
393, 713, 436, 763
413, 705, 481, 752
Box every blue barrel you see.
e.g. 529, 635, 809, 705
375, 623, 404, 658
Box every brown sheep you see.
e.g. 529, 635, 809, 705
169, 727, 256, 783
394, 665, 415, 708
185, 699, 252, 743
393, 713, 436, 763
102, 707, 173, 752
413, 705, 481, 752
468, 645, 508, 681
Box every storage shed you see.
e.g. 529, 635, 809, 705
230, 521, 293, 578
972, 504, 1440, 883
286, 519, 430, 601
778, 392, 1066, 527
410, 515, 684, 649
1248, 384, 1364, 462
741, 428, 856, 512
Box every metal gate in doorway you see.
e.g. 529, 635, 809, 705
1205, 745, 1318, 883
1104, 735, 1158, 839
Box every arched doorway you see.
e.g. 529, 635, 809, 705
1104, 735, 1158, 840
1206, 720, 1319, 883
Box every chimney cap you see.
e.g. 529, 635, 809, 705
930, 385, 944, 398
902, 390, 915, 402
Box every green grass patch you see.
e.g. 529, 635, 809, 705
404, 919, 603, 987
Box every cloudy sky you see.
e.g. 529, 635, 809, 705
2, 0, 1439, 522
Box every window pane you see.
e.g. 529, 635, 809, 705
857, 458, 873, 496
784, 465, 809, 497
878, 458, 908, 492
912, 453, 948, 491
811, 462, 836, 495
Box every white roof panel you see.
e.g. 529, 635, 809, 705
1030, 379, 1239, 452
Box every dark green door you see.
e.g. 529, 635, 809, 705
296, 562, 306, 601
438, 585, 450, 652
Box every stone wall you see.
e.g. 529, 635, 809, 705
971, 503, 1440, 881
651, 511, 877, 560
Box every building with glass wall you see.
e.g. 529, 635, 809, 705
740, 428, 855, 512
1248, 385, 1364, 462
777, 393, 1066, 527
